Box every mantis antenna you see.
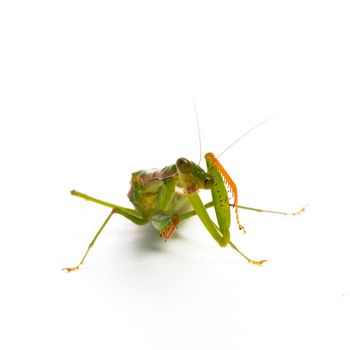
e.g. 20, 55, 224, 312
192, 96, 202, 165
191, 99, 274, 162
216, 116, 276, 159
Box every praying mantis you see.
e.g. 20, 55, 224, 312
63, 119, 303, 272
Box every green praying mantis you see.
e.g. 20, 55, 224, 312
63, 118, 304, 272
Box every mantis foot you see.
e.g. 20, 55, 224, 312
62, 265, 81, 272
291, 207, 306, 216
248, 259, 268, 266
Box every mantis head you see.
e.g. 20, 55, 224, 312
176, 157, 214, 194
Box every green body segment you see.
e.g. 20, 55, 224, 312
127, 165, 186, 219
127, 165, 188, 235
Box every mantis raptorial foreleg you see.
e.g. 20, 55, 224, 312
186, 192, 267, 265
152, 178, 180, 240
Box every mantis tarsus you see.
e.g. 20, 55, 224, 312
63, 150, 304, 272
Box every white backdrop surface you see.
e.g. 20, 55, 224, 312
1, 1, 349, 349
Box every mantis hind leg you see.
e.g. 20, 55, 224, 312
63, 190, 149, 272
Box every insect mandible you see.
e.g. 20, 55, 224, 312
63, 117, 303, 272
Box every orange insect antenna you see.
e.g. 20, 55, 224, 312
205, 152, 246, 233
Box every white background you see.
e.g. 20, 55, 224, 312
1, 1, 349, 349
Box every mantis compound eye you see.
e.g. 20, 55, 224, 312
176, 158, 192, 174
203, 176, 214, 189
